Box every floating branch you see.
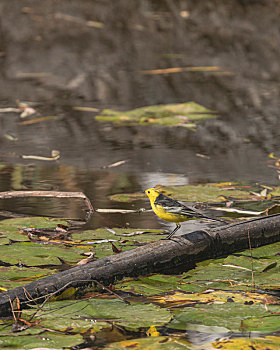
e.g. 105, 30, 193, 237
0, 191, 94, 216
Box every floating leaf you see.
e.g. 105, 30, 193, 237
0, 332, 82, 349
0, 266, 55, 289
20, 115, 58, 125
0, 242, 84, 266
110, 183, 260, 203
0, 217, 70, 242
105, 336, 193, 349
146, 325, 160, 337
24, 299, 172, 332
116, 242, 280, 298
116, 274, 184, 296
152, 290, 277, 306
169, 303, 280, 333
213, 335, 280, 350
95, 102, 217, 127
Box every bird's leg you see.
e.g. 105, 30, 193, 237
165, 223, 181, 239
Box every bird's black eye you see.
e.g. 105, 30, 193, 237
148, 191, 150, 193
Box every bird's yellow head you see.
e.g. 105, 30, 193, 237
144, 188, 161, 202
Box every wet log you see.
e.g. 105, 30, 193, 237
0, 214, 280, 317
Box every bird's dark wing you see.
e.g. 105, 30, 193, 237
154, 193, 184, 208
154, 193, 225, 223
154, 193, 205, 217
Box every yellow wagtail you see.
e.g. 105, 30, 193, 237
145, 187, 225, 239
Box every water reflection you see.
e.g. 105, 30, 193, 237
0, 136, 277, 231
0, 112, 278, 234
0, 163, 217, 232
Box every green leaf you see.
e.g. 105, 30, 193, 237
110, 183, 259, 203
0, 242, 83, 266
24, 299, 172, 332
213, 335, 280, 350
95, 102, 217, 127
72, 227, 163, 259
0, 266, 55, 289
105, 336, 193, 349
169, 303, 280, 333
0, 332, 83, 349
116, 274, 184, 296
0, 217, 70, 242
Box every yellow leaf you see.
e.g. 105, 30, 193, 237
217, 195, 227, 201
212, 182, 235, 187
265, 204, 280, 215
50, 287, 76, 301
20, 115, 58, 125
152, 290, 277, 306
146, 325, 160, 337
213, 335, 280, 349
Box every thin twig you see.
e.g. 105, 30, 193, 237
93, 280, 130, 304
27, 279, 93, 320
8, 297, 17, 323
96, 208, 142, 214
27, 278, 129, 321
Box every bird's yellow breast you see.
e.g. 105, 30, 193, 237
152, 203, 188, 223
145, 187, 191, 223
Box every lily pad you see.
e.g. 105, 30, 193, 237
0, 332, 83, 349
95, 102, 217, 127
72, 227, 163, 259
182, 246, 280, 292
105, 336, 193, 349
213, 335, 280, 350
169, 302, 280, 333
161, 183, 258, 203
0, 266, 55, 290
0, 241, 84, 266
24, 299, 172, 332
152, 290, 277, 306
116, 274, 184, 296
110, 183, 259, 203
72, 227, 163, 242
0, 217, 70, 243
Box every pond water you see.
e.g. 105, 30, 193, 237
0, 109, 277, 234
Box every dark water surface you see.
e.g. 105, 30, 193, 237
0, 108, 276, 232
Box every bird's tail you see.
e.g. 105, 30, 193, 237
202, 215, 227, 224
